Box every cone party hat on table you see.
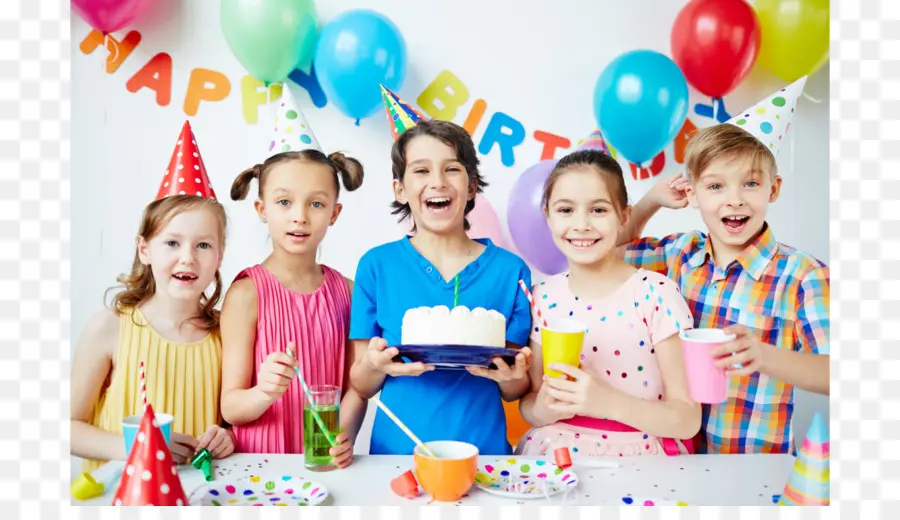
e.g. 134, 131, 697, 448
576, 129, 611, 154
380, 85, 428, 141
269, 85, 322, 157
726, 76, 807, 157
112, 404, 189, 506
779, 412, 829, 506
157, 121, 217, 200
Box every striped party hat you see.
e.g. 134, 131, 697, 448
779, 412, 829, 506
576, 129, 611, 154
380, 85, 428, 141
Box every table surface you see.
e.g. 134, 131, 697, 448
75, 452, 795, 506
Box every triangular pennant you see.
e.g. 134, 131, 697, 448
380, 85, 428, 141
156, 121, 217, 200
779, 412, 829, 506
726, 76, 807, 157
576, 129, 611, 154
112, 405, 189, 506
269, 86, 322, 157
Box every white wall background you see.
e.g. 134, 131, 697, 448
72, 0, 829, 473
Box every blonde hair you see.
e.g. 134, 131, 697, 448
684, 124, 777, 181
106, 195, 228, 331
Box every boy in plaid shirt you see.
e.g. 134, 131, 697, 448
621, 78, 829, 454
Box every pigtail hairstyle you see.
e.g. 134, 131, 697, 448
232, 151, 365, 201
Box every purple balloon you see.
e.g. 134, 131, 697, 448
507, 159, 568, 275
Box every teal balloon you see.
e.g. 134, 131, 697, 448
314, 10, 407, 122
221, 0, 318, 84
594, 50, 689, 165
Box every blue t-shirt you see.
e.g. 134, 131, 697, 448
350, 237, 532, 455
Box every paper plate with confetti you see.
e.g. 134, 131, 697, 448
474, 458, 578, 499
188, 475, 330, 506
606, 495, 689, 506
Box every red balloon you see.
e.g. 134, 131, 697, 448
671, 0, 761, 98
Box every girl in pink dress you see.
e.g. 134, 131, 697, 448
219, 148, 366, 468
516, 149, 701, 457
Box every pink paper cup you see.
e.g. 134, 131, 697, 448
679, 329, 736, 404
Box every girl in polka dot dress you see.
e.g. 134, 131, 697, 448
516, 149, 701, 457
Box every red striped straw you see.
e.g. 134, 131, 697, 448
518, 279, 548, 328
139, 361, 148, 410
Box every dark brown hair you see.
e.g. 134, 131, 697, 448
390, 119, 487, 232
541, 149, 629, 218
106, 195, 227, 331
230, 150, 364, 201
684, 124, 777, 181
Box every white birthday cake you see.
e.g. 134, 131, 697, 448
401, 305, 506, 347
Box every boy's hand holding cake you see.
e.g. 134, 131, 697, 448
363, 337, 436, 377
465, 348, 532, 382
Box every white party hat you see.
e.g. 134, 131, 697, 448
726, 76, 806, 157
268, 86, 322, 157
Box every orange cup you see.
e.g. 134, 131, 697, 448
413, 441, 478, 502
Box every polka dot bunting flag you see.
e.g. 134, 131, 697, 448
112, 404, 188, 506
156, 120, 217, 201
268, 85, 322, 157
726, 75, 807, 158
380, 84, 428, 142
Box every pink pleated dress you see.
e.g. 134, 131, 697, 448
231, 264, 351, 454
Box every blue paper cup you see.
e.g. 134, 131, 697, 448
122, 412, 173, 456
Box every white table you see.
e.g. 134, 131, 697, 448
75, 453, 795, 506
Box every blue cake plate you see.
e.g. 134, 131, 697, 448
392, 344, 520, 370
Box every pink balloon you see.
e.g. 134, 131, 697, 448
394, 194, 506, 248
466, 194, 506, 248
72, 0, 158, 34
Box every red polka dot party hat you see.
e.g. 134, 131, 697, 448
725, 75, 807, 158
156, 120, 217, 200
112, 404, 188, 506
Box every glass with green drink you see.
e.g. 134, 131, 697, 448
303, 384, 341, 471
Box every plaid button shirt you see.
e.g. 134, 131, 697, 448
624, 223, 830, 454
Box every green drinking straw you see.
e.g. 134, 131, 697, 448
286, 346, 338, 448
453, 274, 460, 308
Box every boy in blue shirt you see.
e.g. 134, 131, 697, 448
350, 91, 533, 455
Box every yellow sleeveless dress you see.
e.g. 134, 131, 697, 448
82, 307, 222, 473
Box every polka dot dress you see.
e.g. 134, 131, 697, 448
516, 269, 695, 457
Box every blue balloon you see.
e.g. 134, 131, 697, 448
314, 10, 407, 123
593, 50, 689, 165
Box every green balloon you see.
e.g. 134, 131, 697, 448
221, 0, 318, 84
